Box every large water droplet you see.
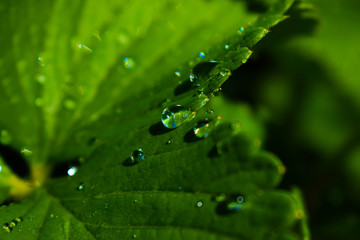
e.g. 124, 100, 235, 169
130, 149, 145, 163
161, 105, 194, 129
0, 129, 11, 145
194, 120, 211, 138
67, 166, 78, 176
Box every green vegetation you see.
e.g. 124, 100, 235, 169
0, 0, 359, 239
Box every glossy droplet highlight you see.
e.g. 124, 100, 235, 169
0, 129, 11, 145
236, 195, 244, 203
0, 165, 2, 173
198, 52, 205, 58
123, 57, 135, 69
77, 182, 85, 191
174, 71, 181, 77
166, 139, 173, 144
161, 105, 194, 129
238, 26, 245, 34
224, 44, 230, 50
196, 201, 203, 208
130, 149, 145, 163
194, 120, 211, 138
67, 166, 78, 176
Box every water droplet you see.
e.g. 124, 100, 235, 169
227, 202, 243, 211
236, 195, 244, 203
0, 129, 11, 145
224, 44, 230, 50
67, 166, 78, 176
123, 57, 135, 69
196, 201, 203, 208
194, 120, 211, 138
130, 149, 146, 163
2, 224, 11, 233
206, 109, 214, 114
132, 234, 137, 239
77, 182, 85, 191
198, 52, 205, 58
220, 69, 231, 77
238, 26, 245, 34
174, 71, 181, 77
166, 139, 173, 144
37, 54, 45, 67
64, 99, 76, 110
21, 148, 33, 156
215, 193, 226, 202
161, 105, 194, 129
211, 88, 223, 97
0, 165, 2, 173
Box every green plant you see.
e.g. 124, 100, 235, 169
0, 0, 314, 239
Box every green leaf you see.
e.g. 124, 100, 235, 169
0, 0, 308, 239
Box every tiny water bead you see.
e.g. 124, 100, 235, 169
77, 182, 85, 191
123, 57, 135, 69
67, 166, 78, 176
224, 44, 230, 50
206, 109, 214, 114
166, 139, 173, 144
194, 120, 211, 138
198, 52, 205, 58
215, 193, 226, 202
174, 71, 181, 77
238, 26, 245, 34
161, 105, 194, 129
236, 195, 244, 203
130, 149, 146, 163
0, 165, 2, 173
196, 201, 203, 208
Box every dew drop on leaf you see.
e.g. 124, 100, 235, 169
0, 165, 2, 173
67, 166, 78, 176
77, 182, 85, 191
123, 57, 135, 69
236, 195, 244, 203
174, 71, 181, 77
227, 202, 243, 212
130, 149, 146, 163
161, 105, 194, 129
166, 138, 173, 144
238, 26, 245, 34
194, 120, 211, 138
198, 51, 205, 58
196, 201, 203, 208
215, 193, 226, 202
21, 148, 33, 156
0, 129, 11, 145
224, 44, 230, 50
206, 109, 214, 114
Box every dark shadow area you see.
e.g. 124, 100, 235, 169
174, 79, 195, 96
149, 122, 174, 135
183, 129, 202, 143
0, 144, 29, 178
207, 145, 220, 158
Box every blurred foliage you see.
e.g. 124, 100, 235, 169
223, 0, 360, 239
